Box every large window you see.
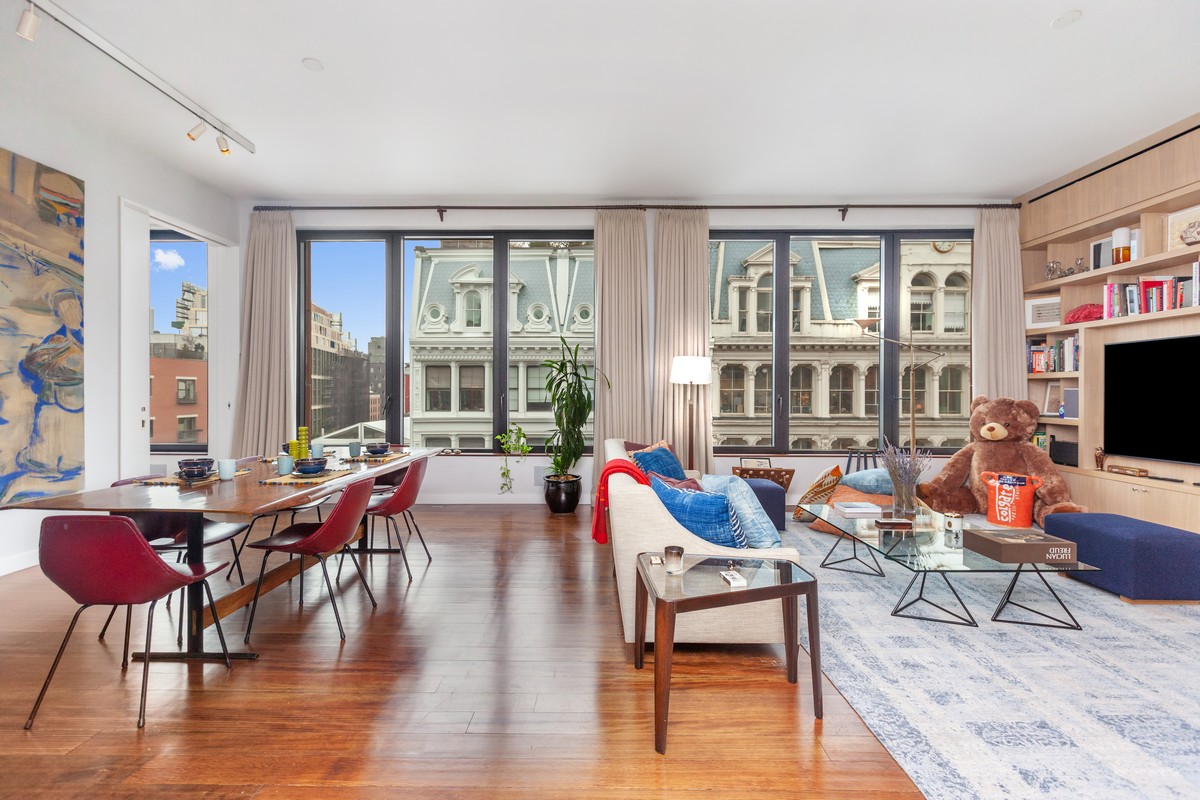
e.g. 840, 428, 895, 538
299, 231, 594, 453
709, 233, 972, 453
149, 232, 208, 451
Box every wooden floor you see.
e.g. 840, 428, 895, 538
0, 504, 922, 799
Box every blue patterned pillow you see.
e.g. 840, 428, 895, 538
699, 474, 781, 548
650, 475, 748, 548
839, 467, 894, 495
629, 441, 686, 481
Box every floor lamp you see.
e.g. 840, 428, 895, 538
669, 356, 713, 472
853, 319, 943, 459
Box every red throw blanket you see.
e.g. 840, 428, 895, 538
591, 460, 650, 544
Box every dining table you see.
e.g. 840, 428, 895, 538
4, 446, 438, 662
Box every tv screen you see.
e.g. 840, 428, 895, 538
1104, 334, 1200, 466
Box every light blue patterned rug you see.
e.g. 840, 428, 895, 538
783, 524, 1200, 800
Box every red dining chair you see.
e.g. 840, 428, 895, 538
243, 477, 377, 643
26, 515, 232, 730
360, 456, 431, 582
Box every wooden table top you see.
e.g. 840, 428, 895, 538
4, 448, 438, 518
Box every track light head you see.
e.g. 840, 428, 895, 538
187, 122, 207, 141
216, 134, 230, 155
16, 3, 40, 41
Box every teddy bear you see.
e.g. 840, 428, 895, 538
918, 395, 1086, 528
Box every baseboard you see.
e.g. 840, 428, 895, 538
1120, 596, 1200, 605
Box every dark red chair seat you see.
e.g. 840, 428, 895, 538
26, 515, 232, 730
361, 456, 431, 582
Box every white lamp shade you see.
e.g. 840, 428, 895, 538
669, 356, 712, 385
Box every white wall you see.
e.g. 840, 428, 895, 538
0, 99, 240, 576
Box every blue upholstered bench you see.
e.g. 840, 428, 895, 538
1043, 513, 1200, 602
744, 478, 786, 531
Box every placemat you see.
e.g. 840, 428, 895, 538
344, 451, 408, 463
259, 468, 355, 486
136, 468, 253, 488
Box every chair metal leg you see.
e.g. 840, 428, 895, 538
201, 579, 233, 668
99, 606, 118, 640
298, 555, 305, 603
244, 552, 272, 644
137, 600, 157, 728
228, 537, 245, 585
25, 604, 89, 730
176, 586, 185, 646
403, 509, 431, 561
317, 556, 345, 640
228, 515, 275, 582
120, 605, 132, 669
343, 545, 377, 607
389, 517, 413, 581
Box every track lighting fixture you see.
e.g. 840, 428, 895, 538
16, 2, 40, 41
216, 135, 230, 155
187, 122, 207, 141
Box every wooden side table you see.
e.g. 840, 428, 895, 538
731, 466, 795, 491
633, 553, 822, 753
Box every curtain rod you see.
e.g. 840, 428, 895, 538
254, 201, 1019, 222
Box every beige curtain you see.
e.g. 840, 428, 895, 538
971, 206, 1027, 401
594, 209, 651, 467
651, 209, 712, 474
230, 210, 297, 458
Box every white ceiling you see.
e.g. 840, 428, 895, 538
3, 0, 1199, 204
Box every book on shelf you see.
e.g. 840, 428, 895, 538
1032, 430, 1049, 452
833, 500, 882, 518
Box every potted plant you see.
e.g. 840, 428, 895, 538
496, 423, 531, 494
542, 336, 607, 513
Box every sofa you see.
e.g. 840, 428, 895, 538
602, 438, 804, 645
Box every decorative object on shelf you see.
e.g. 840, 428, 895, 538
1094, 446, 1106, 471
1045, 260, 1062, 280
1111, 227, 1132, 264
1064, 302, 1104, 323
880, 438, 931, 516
1074, 256, 1088, 273
739, 457, 771, 468
1181, 221, 1200, 246
495, 423, 531, 495
1025, 296, 1061, 328
1106, 464, 1149, 477
1042, 381, 1063, 416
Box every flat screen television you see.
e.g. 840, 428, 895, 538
1103, 334, 1200, 466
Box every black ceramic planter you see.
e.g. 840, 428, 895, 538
544, 474, 582, 513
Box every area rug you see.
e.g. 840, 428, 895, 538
783, 525, 1200, 800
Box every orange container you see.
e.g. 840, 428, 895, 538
980, 471, 1043, 528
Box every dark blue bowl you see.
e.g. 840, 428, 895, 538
365, 443, 390, 456
178, 465, 210, 480
179, 457, 214, 471
294, 457, 327, 475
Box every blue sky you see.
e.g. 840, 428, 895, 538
150, 240, 208, 333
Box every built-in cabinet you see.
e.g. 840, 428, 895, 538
1016, 119, 1200, 533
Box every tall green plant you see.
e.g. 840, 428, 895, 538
543, 336, 607, 478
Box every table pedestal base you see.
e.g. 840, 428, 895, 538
892, 572, 978, 627
992, 564, 1082, 630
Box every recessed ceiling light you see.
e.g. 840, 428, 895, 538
302, 57, 324, 72
1051, 10, 1082, 29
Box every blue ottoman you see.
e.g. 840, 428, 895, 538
744, 478, 786, 531
1043, 513, 1200, 601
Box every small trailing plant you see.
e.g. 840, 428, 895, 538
496, 423, 532, 494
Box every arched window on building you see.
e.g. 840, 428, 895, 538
831, 437, 859, 450
790, 365, 812, 414
791, 437, 815, 450
944, 272, 969, 333
829, 365, 854, 414
756, 273, 772, 333
464, 290, 483, 328
723, 437, 748, 446
939, 366, 965, 415
720, 365, 745, 414
865, 365, 879, 416
754, 365, 771, 414
910, 273, 935, 332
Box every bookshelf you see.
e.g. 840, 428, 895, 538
1015, 117, 1200, 533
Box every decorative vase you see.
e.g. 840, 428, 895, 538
891, 472, 919, 516
544, 474, 582, 513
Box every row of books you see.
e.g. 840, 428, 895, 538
1103, 263, 1199, 319
1027, 335, 1079, 373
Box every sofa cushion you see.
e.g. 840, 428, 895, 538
650, 472, 704, 492
700, 474, 781, 548
629, 441, 686, 481
793, 464, 843, 521
840, 467, 894, 495
650, 474, 748, 549
624, 440, 676, 456
807, 485, 893, 534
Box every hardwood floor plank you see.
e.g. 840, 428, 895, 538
0, 503, 922, 798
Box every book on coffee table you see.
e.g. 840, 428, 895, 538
963, 529, 1078, 563
833, 500, 883, 518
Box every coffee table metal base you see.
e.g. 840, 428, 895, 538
991, 563, 1082, 630
892, 572, 978, 627
821, 534, 885, 577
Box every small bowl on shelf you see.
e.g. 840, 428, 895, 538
365, 443, 390, 456
177, 464, 210, 481
293, 457, 328, 475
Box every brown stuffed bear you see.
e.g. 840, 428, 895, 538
918, 395, 1086, 528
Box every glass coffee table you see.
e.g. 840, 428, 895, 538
634, 553, 822, 754
801, 504, 1100, 629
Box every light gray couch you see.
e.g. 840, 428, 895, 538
602, 439, 804, 645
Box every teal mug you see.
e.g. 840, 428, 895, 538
348, 442, 362, 457
277, 455, 294, 476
